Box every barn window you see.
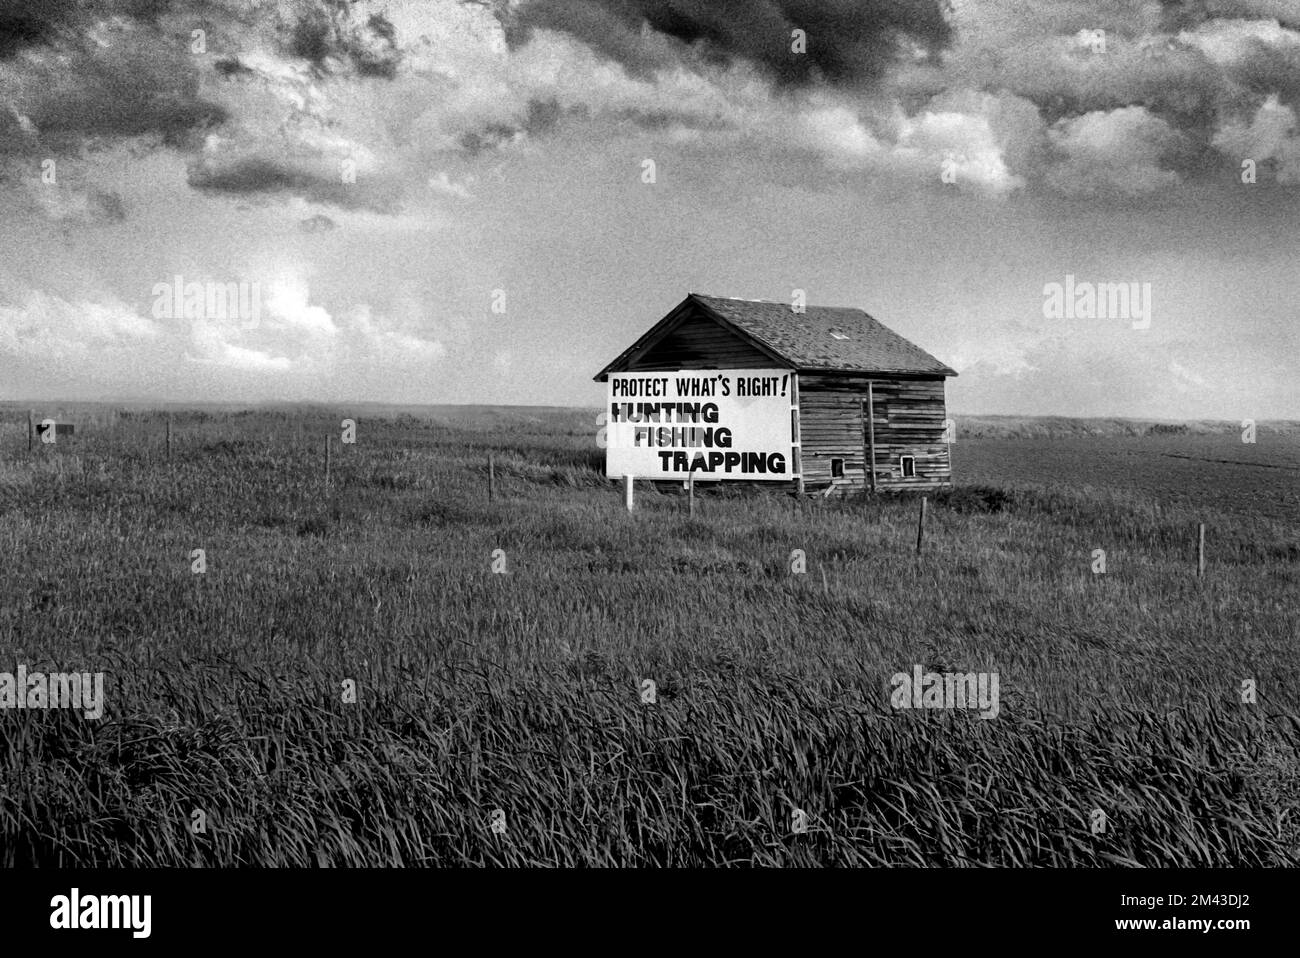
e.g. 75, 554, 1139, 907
900, 455, 916, 478
830, 457, 844, 478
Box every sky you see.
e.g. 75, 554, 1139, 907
0, 0, 1298, 419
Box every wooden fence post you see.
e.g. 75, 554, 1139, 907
27, 409, 33, 452
915, 496, 927, 553
1197, 523, 1205, 577
488, 453, 495, 503
625, 475, 634, 512
324, 434, 331, 491
688, 470, 695, 518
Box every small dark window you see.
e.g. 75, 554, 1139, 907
900, 455, 916, 478
830, 458, 844, 478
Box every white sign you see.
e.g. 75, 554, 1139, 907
605, 369, 795, 480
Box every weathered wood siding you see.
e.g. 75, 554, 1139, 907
625, 308, 777, 371
797, 374, 950, 492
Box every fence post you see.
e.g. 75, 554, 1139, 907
688, 471, 695, 519
27, 409, 33, 453
488, 453, 495, 503
166, 414, 172, 460
1197, 523, 1205, 577
915, 496, 927, 553
625, 475, 634, 512
324, 434, 331, 492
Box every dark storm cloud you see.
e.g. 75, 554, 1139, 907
287, 3, 402, 78
187, 155, 402, 214
505, 0, 954, 87
0, 0, 224, 155
0, 0, 409, 212
0, 1, 401, 152
0, 0, 79, 58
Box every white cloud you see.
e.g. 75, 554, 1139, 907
207, 342, 294, 372
799, 105, 884, 167
893, 104, 1023, 195
427, 171, 476, 200
1046, 106, 1183, 196
1177, 17, 1300, 63
343, 303, 446, 366
0, 290, 160, 356
264, 280, 338, 336
1212, 94, 1300, 183
178, 273, 446, 376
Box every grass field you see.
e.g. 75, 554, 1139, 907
1, 403, 1297, 866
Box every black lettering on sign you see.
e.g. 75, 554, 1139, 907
656, 451, 787, 475
608, 402, 720, 423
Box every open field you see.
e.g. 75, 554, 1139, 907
953, 416, 1300, 523
0, 403, 1297, 866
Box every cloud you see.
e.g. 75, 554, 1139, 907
183, 69, 402, 213
264, 280, 338, 337
506, 0, 954, 88
176, 273, 445, 378
788, 90, 1025, 196
0, 1, 410, 213
919, 4, 1300, 198
892, 99, 1024, 195
1177, 16, 1300, 65
0, 259, 446, 390
0, 289, 160, 357
187, 337, 294, 373
1045, 106, 1184, 196
23, 180, 127, 225
1212, 93, 1300, 182
0, 0, 80, 59
426, 171, 476, 200
345, 303, 446, 366
0, 7, 225, 152
285, 3, 402, 78
798, 104, 884, 167
2, 0, 1300, 222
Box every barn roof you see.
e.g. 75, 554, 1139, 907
595, 292, 956, 380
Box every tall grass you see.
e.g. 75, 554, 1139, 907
0, 405, 1296, 866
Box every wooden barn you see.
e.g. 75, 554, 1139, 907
594, 292, 957, 494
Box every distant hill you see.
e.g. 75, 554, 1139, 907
946, 415, 1300, 440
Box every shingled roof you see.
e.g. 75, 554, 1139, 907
594, 293, 956, 379
686, 293, 955, 377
